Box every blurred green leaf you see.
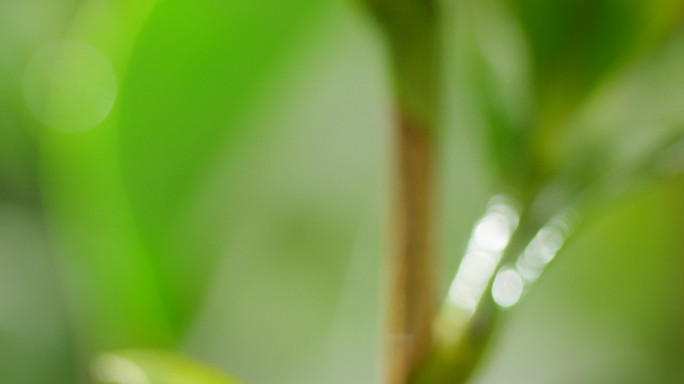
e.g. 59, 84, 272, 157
506, 0, 684, 119
92, 350, 242, 384
453, 0, 533, 189
535, 29, 684, 206
118, 0, 328, 327
38, 0, 173, 353
38, 0, 330, 355
513, 0, 684, 182
457, 0, 684, 195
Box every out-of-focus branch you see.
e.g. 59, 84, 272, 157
361, 1, 441, 383
386, 109, 436, 384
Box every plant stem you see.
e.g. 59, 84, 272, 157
386, 108, 436, 384
361, 2, 440, 382
382, 15, 440, 384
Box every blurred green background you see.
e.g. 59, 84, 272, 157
2, 0, 684, 383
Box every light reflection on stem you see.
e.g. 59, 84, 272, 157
445, 196, 520, 317
491, 209, 578, 310
413, 136, 684, 383
410, 194, 578, 384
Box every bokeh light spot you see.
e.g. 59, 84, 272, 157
91, 353, 149, 384
492, 269, 524, 308
23, 41, 117, 132
447, 196, 519, 314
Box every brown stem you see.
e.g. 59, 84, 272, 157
385, 109, 436, 384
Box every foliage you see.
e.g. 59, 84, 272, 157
2, 0, 684, 383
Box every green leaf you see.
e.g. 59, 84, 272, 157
92, 350, 243, 384
39, 0, 176, 352
505, 0, 684, 124
456, 0, 684, 193
118, 0, 327, 328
